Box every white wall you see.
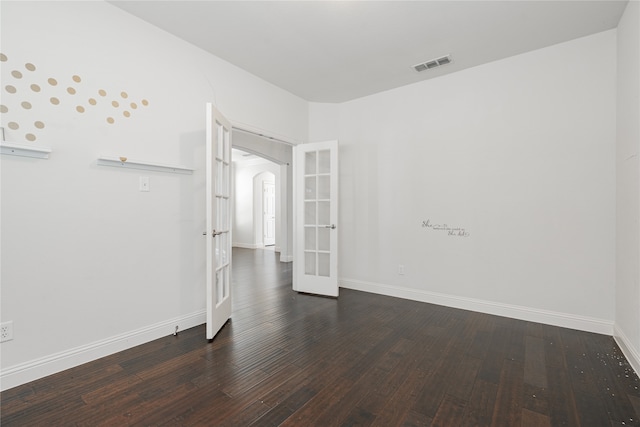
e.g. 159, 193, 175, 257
232, 159, 280, 249
0, 1, 307, 389
615, 0, 640, 374
324, 31, 617, 332
308, 103, 339, 142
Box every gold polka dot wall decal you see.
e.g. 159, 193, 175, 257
88, 98, 97, 106
11, 70, 23, 79
5, 85, 17, 94
34, 121, 45, 129
106, 117, 115, 124
30, 84, 41, 92
121, 91, 128, 99
130, 102, 137, 109
76, 106, 85, 113
67, 87, 76, 95
25, 133, 36, 142
0, 53, 7, 62
25, 63, 36, 71
141, 99, 149, 106
48, 78, 58, 86
123, 111, 130, 117
21, 101, 32, 109
0, 105, 8, 113
72, 75, 81, 83
98, 89, 106, 97
112, 100, 119, 108
8, 122, 19, 130
50, 97, 60, 105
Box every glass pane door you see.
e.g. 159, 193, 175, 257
294, 140, 338, 296
206, 104, 233, 340
303, 149, 332, 277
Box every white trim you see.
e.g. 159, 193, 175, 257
0, 310, 205, 391
340, 278, 613, 335
280, 254, 293, 263
1, 141, 52, 159
614, 325, 640, 376
97, 156, 194, 174
230, 122, 300, 147
232, 242, 262, 249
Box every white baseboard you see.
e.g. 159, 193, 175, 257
232, 243, 261, 249
0, 310, 206, 392
340, 278, 613, 336
280, 254, 293, 263
614, 325, 640, 376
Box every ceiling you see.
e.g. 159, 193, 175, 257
231, 148, 259, 163
109, 1, 628, 103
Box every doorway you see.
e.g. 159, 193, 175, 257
231, 160, 277, 249
231, 128, 293, 262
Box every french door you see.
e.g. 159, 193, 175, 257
293, 140, 339, 297
206, 104, 232, 340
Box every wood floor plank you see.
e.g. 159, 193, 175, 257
401, 409, 433, 427
560, 329, 611, 426
311, 365, 388, 425
371, 369, 429, 427
430, 393, 467, 426
412, 333, 464, 419
2, 247, 638, 426
477, 325, 510, 384
462, 378, 499, 426
278, 376, 354, 426
491, 358, 524, 427
521, 407, 551, 427
545, 362, 581, 427
522, 382, 549, 417
524, 335, 548, 389
217, 399, 272, 427
446, 354, 482, 402
340, 406, 377, 427
583, 333, 640, 426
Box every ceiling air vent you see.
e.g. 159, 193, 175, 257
413, 54, 452, 72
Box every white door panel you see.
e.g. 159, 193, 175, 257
263, 181, 276, 246
206, 104, 232, 340
293, 140, 338, 297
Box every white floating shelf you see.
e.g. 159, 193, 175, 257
97, 156, 194, 175
1, 142, 52, 159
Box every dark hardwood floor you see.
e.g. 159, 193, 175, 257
2, 247, 639, 426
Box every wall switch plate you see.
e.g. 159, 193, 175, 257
1, 321, 14, 342
139, 176, 150, 192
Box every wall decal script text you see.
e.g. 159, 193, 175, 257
422, 219, 470, 237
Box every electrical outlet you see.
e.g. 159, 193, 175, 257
1, 321, 14, 343
398, 265, 405, 275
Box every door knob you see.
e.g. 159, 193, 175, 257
324, 224, 336, 229
212, 229, 223, 237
